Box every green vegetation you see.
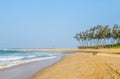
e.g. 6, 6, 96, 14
74, 24, 120, 48
112, 43, 120, 48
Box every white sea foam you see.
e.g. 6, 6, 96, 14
0, 56, 24, 61
0, 56, 58, 69
0, 50, 64, 70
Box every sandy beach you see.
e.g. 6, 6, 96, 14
32, 52, 120, 79
0, 48, 120, 79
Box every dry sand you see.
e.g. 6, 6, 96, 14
32, 52, 120, 79
79, 48, 120, 54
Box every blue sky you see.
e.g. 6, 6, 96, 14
0, 0, 120, 48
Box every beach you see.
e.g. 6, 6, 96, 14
0, 48, 120, 79
32, 51, 120, 79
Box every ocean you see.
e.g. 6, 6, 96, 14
0, 49, 72, 69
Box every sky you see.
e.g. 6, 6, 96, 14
0, 0, 120, 48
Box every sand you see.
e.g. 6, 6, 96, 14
79, 48, 120, 54
8, 48, 120, 54
0, 56, 61, 79
8, 48, 80, 52
32, 52, 120, 79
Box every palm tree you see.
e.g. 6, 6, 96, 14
112, 24, 120, 44
74, 24, 120, 48
74, 33, 81, 46
102, 25, 111, 45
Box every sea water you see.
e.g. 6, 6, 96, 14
0, 49, 72, 69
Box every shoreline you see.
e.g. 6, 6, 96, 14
0, 48, 120, 79
0, 56, 60, 70
0, 56, 61, 79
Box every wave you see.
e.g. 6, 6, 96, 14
0, 50, 64, 69
0, 56, 59, 69
0, 55, 39, 61
0, 56, 24, 61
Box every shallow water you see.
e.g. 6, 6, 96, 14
0, 49, 73, 69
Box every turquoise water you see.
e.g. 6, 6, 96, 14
0, 49, 73, 69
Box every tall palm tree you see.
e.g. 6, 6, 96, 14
74, 33, 81, 46
112, 24, 120, 44
74, 24, 120, 48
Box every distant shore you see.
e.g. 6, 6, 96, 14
1, 48, 120, 53
0, 48, 80, 52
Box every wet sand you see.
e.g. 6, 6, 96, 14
32, 53, 120, 79
0, 56, 61, 79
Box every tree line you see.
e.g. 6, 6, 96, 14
74, 24, 120, 48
